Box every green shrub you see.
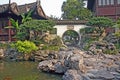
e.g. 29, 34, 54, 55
103, 49, 118, 55
41, 45, 60, 51
50, 36, 62, 46
11, 40, 38, 54
83, 43, 90, 51
32, 40, 44, 46
115, 43, 120, 50
0, 43, 9, 49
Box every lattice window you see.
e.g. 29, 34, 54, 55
98, 0, 114, 6
98, 0, 102, 6
117, 0, 120, 4
106, 0, 110, 5
110, 0, 114, 5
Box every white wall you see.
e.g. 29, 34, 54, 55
54, 24, 87, 37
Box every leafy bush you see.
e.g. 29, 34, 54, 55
11, 40, 38, 54
103, 49, 118, 55
50, 36, 62, 46
115, 43, 120, 50
32, 40, 44, 46
42, 45, 60, 51
80, 27, 102, 34
86, 17, 114, 28
0, 43, 9, 49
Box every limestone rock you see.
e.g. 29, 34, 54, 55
0, 49, 4, 59
34, 50, 58, 61
67, 54, 84, 70
37, 48, 120, 80
38, 60, 57, 72
58, 51, 73, 60
54, 61, 67, 73
62, 70, 83, 80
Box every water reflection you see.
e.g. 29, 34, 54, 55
0, 61, 62, 80
0, 61, 4, 71
3, 76, 12, 80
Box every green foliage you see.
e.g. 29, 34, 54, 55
113, 19, 120, 38
38, 36, 62, 51
16, 20, 55, 41
10, 11, 32, 31
32, 40, 45, 46
113, 18, 120, 28
42, 45, 60, 51
113, 19, 120, 49
80, 27, 100, 50
61, 0, 92, 20
21, 11, 32, 23
86, 17, 114, 41
20, 20, 55, 31
11, 40, 38, 54
10, 11, 32, 40
80, 27, 102, 34
10, 18, 19, 30
50, 36, 62, 46
0, 43, 9, 49
115, 32, 120, 38
10, 10, 55, 41
64, 30, 79, 37
83, 38, 98, 51
103, 49, 118, 55
115, 43, 120, 50
83, 43, 90, 51
14, 31, 29, 41
86, 17, 114, 28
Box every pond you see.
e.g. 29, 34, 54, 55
0, 61, 62, 80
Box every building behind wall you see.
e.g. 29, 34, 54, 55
0, 0, 47, 41
87, 0, 120, 20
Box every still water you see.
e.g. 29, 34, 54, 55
0, 61, 62, 80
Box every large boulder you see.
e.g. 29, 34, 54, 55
62, 70, 83, 80
58, 51, 73, 60
38, 50, 86, 73
34, 50, 58, 61
5, 48, 24, 61
37, 59, 57, 72
86, 70, 115, 80
38, 48, 120, 80
88, 41, 118, 55
64, 54, 86, 73
54, 61, 67, 73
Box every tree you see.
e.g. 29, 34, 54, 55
113, 19, 120, 48
86, 17, 114, 28
21, 11, 32, 23
86, 17, 114, 41
61, 0, 92, 20
115, 20, 120, 37
10, 18, 19, 30
10, 11, 32, 40
17, 20, 55, 41
86, 17, 114, 34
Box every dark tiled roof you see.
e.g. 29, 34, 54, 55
0, 4, 9, 13
18, 2, 36, 14
55, 20, 87, 25
0, 1, 47, 19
